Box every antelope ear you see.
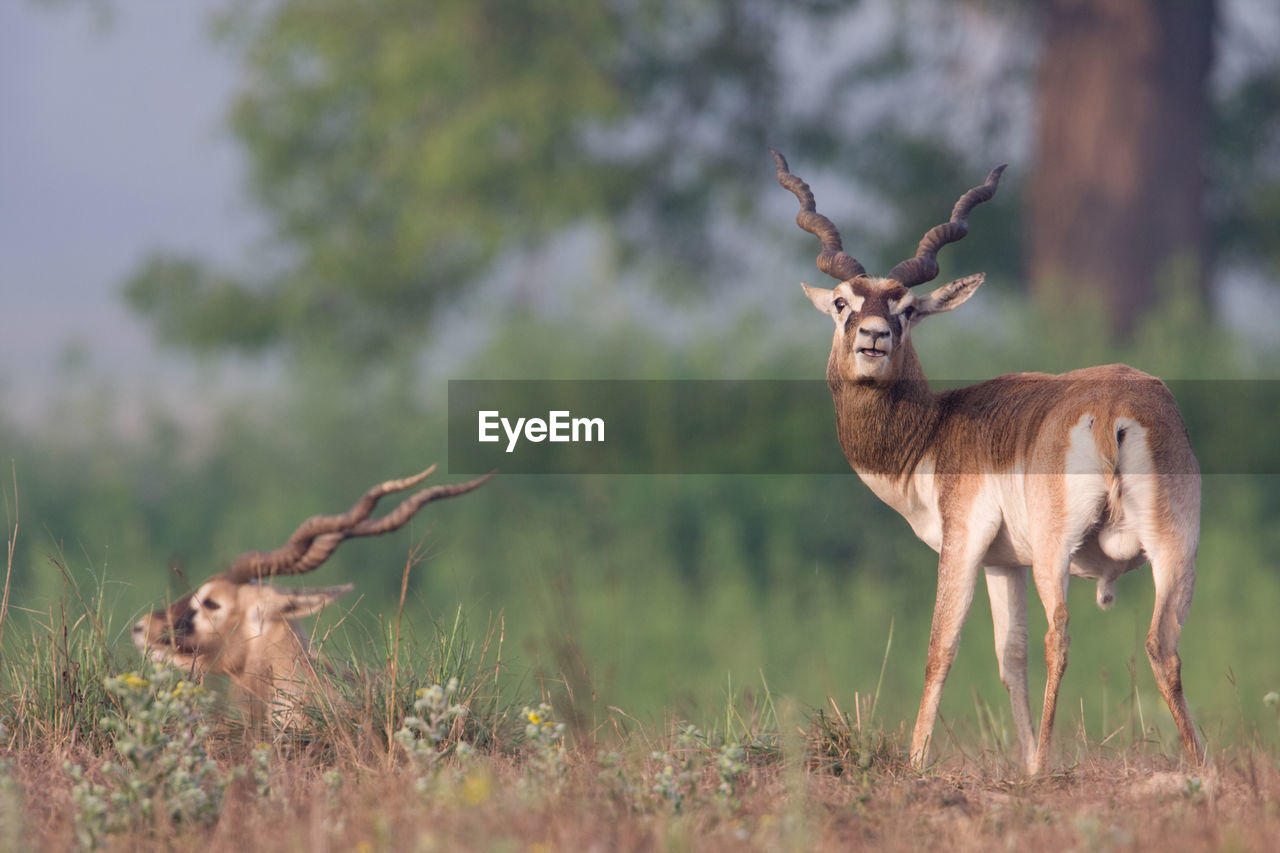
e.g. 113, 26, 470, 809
258, 583, 355, 619
801, 282, 836, 315
915, 273, 985, 317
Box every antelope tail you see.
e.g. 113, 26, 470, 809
1092, 415, 1125, 525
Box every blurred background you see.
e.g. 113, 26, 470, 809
2, 0, 1278, 749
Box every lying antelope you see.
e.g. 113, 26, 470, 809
773, 151, 1204, 774
133, 466, 493, 724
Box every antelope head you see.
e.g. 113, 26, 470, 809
772, 150, 1004, 385
133, 466, 493, 718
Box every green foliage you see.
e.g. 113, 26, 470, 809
294, 598, 518, 758
65, 662, 229, 849
394, 678, 474, 788
127, 0, 616, 358
124, 256, 282, 355
651, 724, 702, 813
649, 723, 755, 813
520, 702, 568, 794
0, 553, 125, 751
1212, 54, 1280, 278
713, 741, 750, 809
394, 676, 476, 768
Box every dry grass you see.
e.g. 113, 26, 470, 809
5, 720, 1279, 852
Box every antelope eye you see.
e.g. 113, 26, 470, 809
900, 305, 916, 321
833, 297, 848, 312
200, 598, 221, 611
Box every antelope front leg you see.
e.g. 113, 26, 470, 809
984, 566, 1035, 772
910, 543, 984, 770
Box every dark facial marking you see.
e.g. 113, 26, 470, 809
155, 594, 197, 647
173, 608, 195, 638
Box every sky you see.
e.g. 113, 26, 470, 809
0, 0, 258, 424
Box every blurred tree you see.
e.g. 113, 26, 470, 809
1027, 0, 1214, 337
1211, 16, 1280, 284
129, 0, 625, 361
124, 0, 841, 362
120, 0, 1277, 360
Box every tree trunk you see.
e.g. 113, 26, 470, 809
1027, 0, 1214, 338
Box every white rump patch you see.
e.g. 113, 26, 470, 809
1062, 414, 1109, 554
1109, 417, 1157, 556
1114, 417, 1153, 474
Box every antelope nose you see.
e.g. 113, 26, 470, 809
859, 327, 889, 344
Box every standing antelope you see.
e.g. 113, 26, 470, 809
773, 151, 1204, 774
133, 466, 493, 724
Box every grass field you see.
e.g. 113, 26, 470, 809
5, 688, 1279, 851
2, 554, 1278, 853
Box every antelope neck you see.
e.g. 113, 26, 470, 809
828, 347, 940, 479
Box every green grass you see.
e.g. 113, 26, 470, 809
3, 551, 1278, 851
0, 552, 124, 752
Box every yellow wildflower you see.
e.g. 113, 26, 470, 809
461, 773, 491, 805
